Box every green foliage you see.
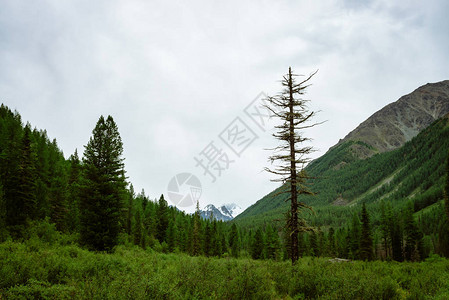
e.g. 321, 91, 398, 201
191, 201, 202, 256
359, 203, 373, 260
80, 115, 127, 252
236, 116, 449, 230
2, 240, 449, 299
229, 223, 239, 258
251, 228, 264, 259
156, 194, 169, 243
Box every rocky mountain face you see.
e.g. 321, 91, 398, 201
200, 203, 243, 221
336, 80, 449, 157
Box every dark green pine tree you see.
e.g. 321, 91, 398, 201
204, 222, 212, 256
266, 224, 280, 260
80, 115, 127, 252
359, 203, 374, 261
133, 202, 144, 247
166, 218, 176, 252
251, 228, 264, 259
126, 184, 135, 236
49, 162, 69, 232
66, 150, 82, 232
403, 203, 422, 261
445, 150, 449, 225
328, 227, 336, 257
441, 151, 449, 257
0, 183, 7, 241
211, 221, 220, 256
156, 194, 169, 243
309, 231, 319, 257
349, 213, 361, 259
1, 106, 23, 237
390, 210, 404, 262
191, 201, 202, 256
11, 125, 38, 237
229, 223, 240, 258
379, 200, 391, 259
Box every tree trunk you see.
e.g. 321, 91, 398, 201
288, 67, 299, 264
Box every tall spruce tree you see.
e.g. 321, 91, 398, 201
80, 115, 127, 251
328, 227, 336, 257
191, 201, 202, 256
10, 125, 38, 237
403, 203, 423, 261
229, 223, 239, 258
251, 228, 264, 259
264, 67, 318, 264
350, 213, 361, 259
67, 150, 81, 232
359, 203, 374, 261
0, 183, 7, 241
445, 150, 449, 224
266, 224, 280, 260
49, 162, 69, 232
156, 194, 169, 243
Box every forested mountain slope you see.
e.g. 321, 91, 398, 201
235, 81, 449, 229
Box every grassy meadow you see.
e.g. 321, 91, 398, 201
2, 231, 449, 299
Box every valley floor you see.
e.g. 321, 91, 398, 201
1, 238, 449, 299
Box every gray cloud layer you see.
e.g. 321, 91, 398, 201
1, 0, 448, 212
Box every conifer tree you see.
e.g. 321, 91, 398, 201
133, 205, 143, 246
0, 183, 7, 241
264, 67, 319, 264
1, 106, 23, 237
211, 221, 220, 256
298, 232, 307, 257
126, 184, 135, 236
251, 228, 264, 259
167, 218, 176, 252
404, 203, 422, 261
204, 222, 212, 256
266, 224, 280, 260
328, 227, 336, 257
49, 162, 69, 232
192, 201, 202, 256
80, 115, 127, 251
379, 200, 391, 259
350, 214, 361, 259
391, 212, 404, 262
318, 227, 325, 257
229, 223, 239, 258
445, 151, 449, 223
67, 150, 81, 232
309, 231, 319, 257
156, 194, 169, 243
9, 125, 37, 237
359, 203, 374, 261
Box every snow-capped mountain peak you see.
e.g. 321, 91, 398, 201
199, 203, 243, 221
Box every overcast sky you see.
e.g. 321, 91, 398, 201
1, 0, 448, 213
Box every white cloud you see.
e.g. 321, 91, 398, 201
1, 0, 448, 212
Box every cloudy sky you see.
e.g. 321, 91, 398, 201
1, 0, 448, 213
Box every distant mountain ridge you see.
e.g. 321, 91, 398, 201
200, 203, 243, 221
334, 80, 449, 157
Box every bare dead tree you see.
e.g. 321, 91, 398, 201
264, 67, 319, 264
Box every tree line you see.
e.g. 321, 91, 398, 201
1, 103, 449, 263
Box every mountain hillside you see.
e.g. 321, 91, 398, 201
234, 81, 449, 229
335, 80, 449, 158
